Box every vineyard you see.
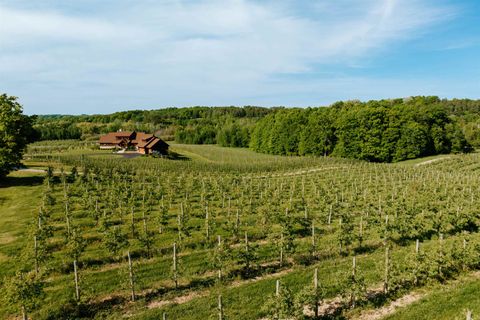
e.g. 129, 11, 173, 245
1, 144, 480, 319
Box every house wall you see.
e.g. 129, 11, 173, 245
99, 144, 117, 149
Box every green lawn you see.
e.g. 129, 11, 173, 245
0, 171, 44, 277
385, 276, 480, 320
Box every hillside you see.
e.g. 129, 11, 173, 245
1, 144, 479, 319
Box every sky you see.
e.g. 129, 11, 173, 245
1, 0, 480, 115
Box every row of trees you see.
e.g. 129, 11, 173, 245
250, 97, 472, 162
29, 96, 480, 157
34, 106, 272, 144
6, 145, 480, 318
22, 95, 480, 159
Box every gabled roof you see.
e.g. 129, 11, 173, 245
98, 132, 119, 144
140, 137, 169, 150
115, 131, 134, 137
99, 131, 135, 144
132, 132, 154, 145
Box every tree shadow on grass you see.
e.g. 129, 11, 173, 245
0, 175, 44, 188
165, 151, 190, 161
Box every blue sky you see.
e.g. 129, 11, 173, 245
1, 0, 480, 115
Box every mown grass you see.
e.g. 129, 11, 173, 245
384, 276, 480, 320
0, 171, 44, 278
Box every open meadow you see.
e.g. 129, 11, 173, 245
1, 142, 480, 319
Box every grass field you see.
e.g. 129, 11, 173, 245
385, 275, 480, 320
1, 143, 479, 319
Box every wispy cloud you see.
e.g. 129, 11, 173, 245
0, 0, 458, 113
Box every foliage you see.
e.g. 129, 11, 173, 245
261, 282, 295, 320
294, 276, 325, 318
34, 106, 273, 144
103, 226, 129, 257
0, 94, 37, 178
251, 97, 472, 162
4, 144, 480, 319
3, 271, 44, 318
65, 228, 87, 261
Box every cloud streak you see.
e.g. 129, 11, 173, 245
0, 0, 458, 113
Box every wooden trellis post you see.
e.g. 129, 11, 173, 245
280, 233, 284, 265
131, 207, 135, 237
466, 310, 472, 320
352, 256, 357, 308
34, 236, 39, 275
218, 295, 224, 320
205, 203, 210, 239
217, 235, 222, 281
415, 239, 420, 286
173, 242, 178, 289
314, 268, 319, 318
74, 259, 80, 301
384, 246, 390, 294
127, 251, 135, 301
311, 220, 316, 256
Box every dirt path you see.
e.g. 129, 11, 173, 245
414, 157, 451, 167
17, 168, 47, 173
352, 271, 480, 320
147, 290, 207, 309
255, 166, 345, 179
17, 168, 81, 174
353, 292, 425, 320
147, 267, 294, 309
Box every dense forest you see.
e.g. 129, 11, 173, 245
33, 97, 480, 162
34, 106, 273, 147
251, 97, 472, 162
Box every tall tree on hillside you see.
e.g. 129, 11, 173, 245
0, 94, 37, 178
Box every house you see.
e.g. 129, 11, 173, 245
137, 137, 169, 155
98, 131, 169, 154
98, 131, 135, 149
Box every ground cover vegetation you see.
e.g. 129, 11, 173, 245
1, 145, 480, 319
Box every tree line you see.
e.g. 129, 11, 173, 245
34, 106, 273, 144
250, 97, 472, 162
17, 94, 480, 161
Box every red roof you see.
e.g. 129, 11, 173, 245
143, 137, 169, 150
115, 131, 134, 137
131, 132, 154, 145
98, 131, 135, 144
98, 131, 168, 152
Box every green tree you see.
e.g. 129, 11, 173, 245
0, 94, 36, 178
262, 281, 295, 320
294, 269, 325, 318
103, 226, 129, 258
3, 271, 44, 320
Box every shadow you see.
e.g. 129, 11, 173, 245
165, 151, 190, 161
353, 243, 382, 255
0, 175, 44, 188
46, 297, 127, 320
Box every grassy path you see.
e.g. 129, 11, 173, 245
0, 171, 44, 278
382, 272, 480, 320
